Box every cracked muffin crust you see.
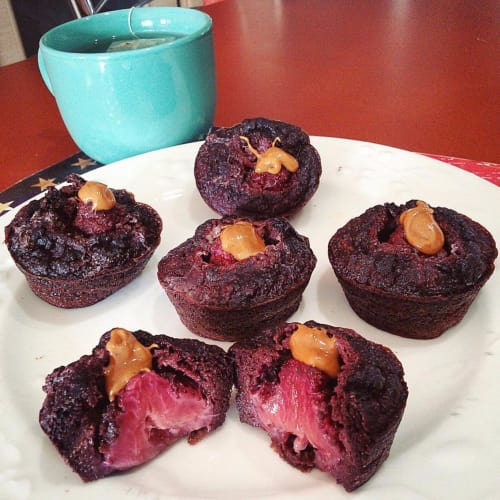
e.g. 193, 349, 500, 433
4, 174, 162, 307
328, 200, 497, 338
194, 117, 322, 218
157, 216, 317, 341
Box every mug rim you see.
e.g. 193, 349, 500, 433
39, 7, 212, 57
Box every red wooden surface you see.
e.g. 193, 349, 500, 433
1, 0, 498, 192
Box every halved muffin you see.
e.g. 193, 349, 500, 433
39, 327, 233, 481
229, 320, 408, 491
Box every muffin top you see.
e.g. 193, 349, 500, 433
194, 117, 322, 218
5, 174, 162, 279
158, 216, 316, 308
328, 200, 497, 296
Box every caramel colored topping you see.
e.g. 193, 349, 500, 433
289, 324, 339, 377
400, 201, 445, 255
104, 328, 157, 401
240, 136, 299, 174
78, 181, 116, 211
220, 221, 266, 261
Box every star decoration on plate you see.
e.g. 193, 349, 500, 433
71, 157, 97, 170
0, 200, 13, 215
31, 177, 57, 191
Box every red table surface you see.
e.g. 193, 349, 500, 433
0, 0, 498, 196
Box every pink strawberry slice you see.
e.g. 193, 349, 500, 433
102, 371, 213, 470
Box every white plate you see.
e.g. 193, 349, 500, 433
1, 137, 499, 500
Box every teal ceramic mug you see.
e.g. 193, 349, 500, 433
38, 7, 215, 164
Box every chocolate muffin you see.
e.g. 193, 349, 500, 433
39, 327, 233, 481
157, 216, 317, 341
229, 320, 408, 492
194, 117, 322, 218
328, 200, 497, 339
4, 174, 162, 308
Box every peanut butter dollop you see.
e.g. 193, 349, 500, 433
400, 201, 445, 255
289, 324, 339, 377
240, 136, 299, 174
104, 328, 157, 401
78, 181, 116, 211
220, 221, 266, 261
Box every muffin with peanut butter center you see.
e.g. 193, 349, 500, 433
5, 174, 162, 308
157, 216, 317, 341
229, 320, 408, 492
194, 117, 322, 218
39, 327, 233, 481
327, 200, 497, 339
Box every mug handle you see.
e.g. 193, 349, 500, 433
37, 50, 54, 95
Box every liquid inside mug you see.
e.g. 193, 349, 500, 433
38, 7, 216, 164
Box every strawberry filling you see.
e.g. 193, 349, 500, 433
250, 359, 342, 471
102, 371, 212, 470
